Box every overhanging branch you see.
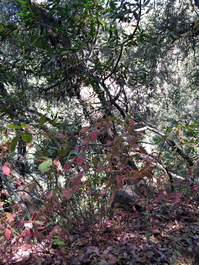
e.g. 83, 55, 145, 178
135, 126, 194, 167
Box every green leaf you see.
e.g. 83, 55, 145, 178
39, 114, 47, 125
166, 127, 172, 132
17, 12, 28, 17
173, 250, 181, 257
17, 0, 28, 3
145, 232, 151, 241
11, 136, 19, 152
59, 148, 68, 156
171, 257, 177, 265
39, 158, 53, 173
8, 124, 23, 129
22, 134, 32, 143
193, 120, 199, 124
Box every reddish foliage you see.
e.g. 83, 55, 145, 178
5, 228, 12, 240
2, 165, 10, 176
76, 156, 85, 166
0, 117, 198, 265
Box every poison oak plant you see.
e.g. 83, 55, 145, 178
2, 115, 198, 260
1, 117, 154, 235
38, 117, 156, 226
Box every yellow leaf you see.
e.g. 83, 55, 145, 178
6, 212, 14, 222
0, 24, 6, 30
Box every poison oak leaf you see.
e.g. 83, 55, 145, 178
46, 190, 53, 199
53, 158, 63, 173
5, 228, 11, 240
76, 156, 84, 166
22, 228, 32, 242
80, 126, 89, 134
54, 135, 67, 139
153, 195, 164, 203
72, 172, 83, 186
21, 245, 30, 251
116, 175, 125, 189
2, 165, 10, 176
131, 212, 139, 218
63, 161, 71, 171
139, 146, 148, 154
63, 157, 76, 171
5, 212, 14, 222
109, 190, 116, 205
0, 141, 11, 151
89, 130, 98, 141
62, 186, 79, 200
84, 161, 90, 170
150, 227, 160, 235
96, 166, 104, 173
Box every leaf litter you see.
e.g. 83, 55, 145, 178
1, 197, 198, 265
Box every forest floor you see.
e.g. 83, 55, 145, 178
1, 199, 199, 265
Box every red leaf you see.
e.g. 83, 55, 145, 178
80, 126, 89, 134
116, 175, 125, 189
96, 166, 104, 173
109, 190, 116, 205
22, 228, 31, 238
0, 141, 11, 151
153, 195, 164, 203
5, 229, 11, 240
22, 228, 32, 242
89, 130, 98, 141
47, 226, 60, 240
150, 227, 160, 235
54, 135, 67, 139
53, 158, 63, 172
53, 225, 60, 230
21, 245, 30, 251
170, 192, 183, 204
170, 192, 183, 199
46, 190, 53, 199
2, 165, 10, 176
63, 158, 76, 171
76, 156, 84, 166
72, 172, 83, 186
139, 146, 148, 155
131, 212, 139, 218
63, 161, 71, 171
84, 162, 90, 170
62, 187, 79, 200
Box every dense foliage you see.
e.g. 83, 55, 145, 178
0, 0, 199, 264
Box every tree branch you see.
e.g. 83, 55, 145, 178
103, 0, 142, 82
135, 126, 194, 167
